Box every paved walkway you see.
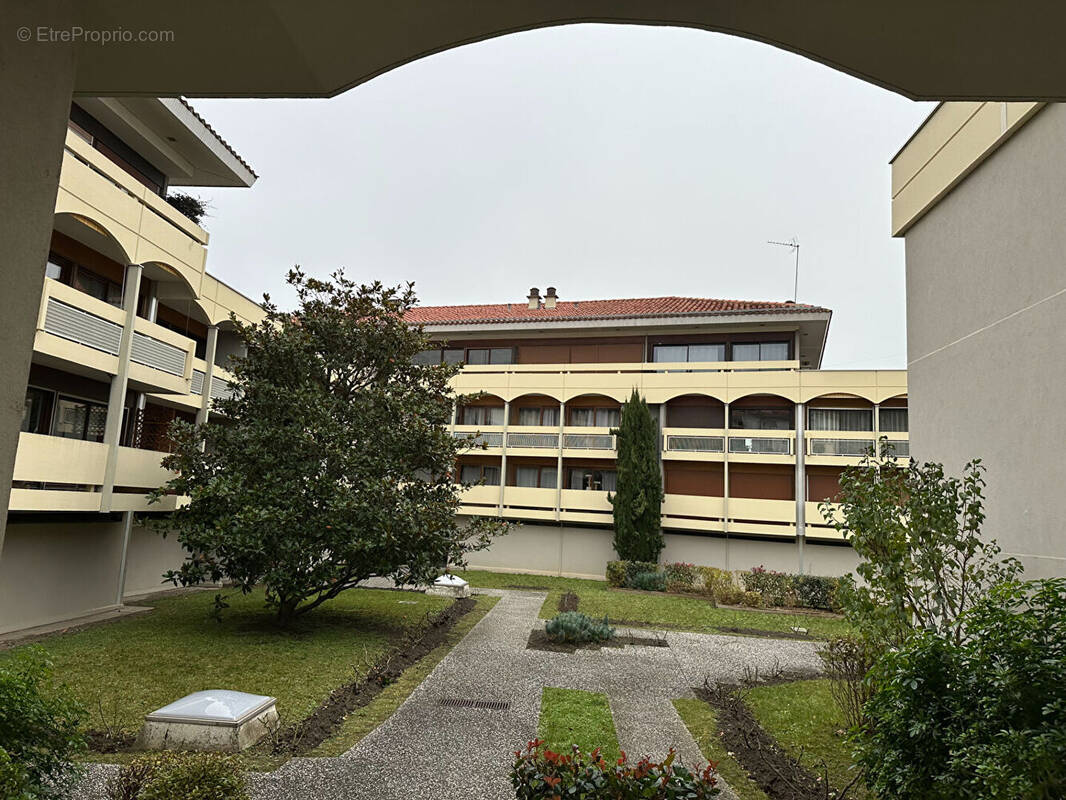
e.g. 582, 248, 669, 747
77, 589, 824, 799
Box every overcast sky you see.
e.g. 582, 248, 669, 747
190, 24, 933, 370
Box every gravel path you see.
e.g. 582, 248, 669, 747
74, 589, 824, 799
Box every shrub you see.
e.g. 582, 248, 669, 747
609, 389, 665, 563
512, 740, 720, 798
164, 192, 209, 225
715, 586, 745, 606
663, 562, 697, 593
0, 646, 86, 800
629, 571, 667, 593
605, 560, 627, 588
742, 566, 792, 606
108, 752, 247, 800
858, 578, 1066, 800
740, 590, 763, 608
696, 566, 733, 600
557, 590, 579, 612
792, 574, 842, 610
0, 747, 30, 800
545, 611, 615, 644
819, 635, 877, 732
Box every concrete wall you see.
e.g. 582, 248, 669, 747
905, 103, 1066, 578
0, 517, 186, 634
466, 523, 859, 579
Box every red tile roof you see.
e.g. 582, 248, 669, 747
405, 296, 829, 326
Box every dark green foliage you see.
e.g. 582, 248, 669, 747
605, 560, 627, 588
108, 752, 247, 800
741, 566, 792, 606
629, 571, 667, 592
164, 192, 208, 225
545, 611, 615, 644
822, 446, 1021, 646
0, 647, 86, 800
792, 574, 842, 611
512, 740, 720, 798
663, 562, 697, 593
608, 389, 664, 562
858, 578, 1066, 800
154, 270, 505, 624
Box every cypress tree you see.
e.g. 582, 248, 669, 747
608, 389, 664, 562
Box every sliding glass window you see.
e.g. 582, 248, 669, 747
808, 408, 873, 431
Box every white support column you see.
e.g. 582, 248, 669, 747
115, 511, 135, 606
555, 400, 565, 521
795, 401, 807, 575
100, 263, 143, 512
196, 325, 219, 426
497, 400, 510, 515
722, 401, 731, 570
873, 401, 881, 455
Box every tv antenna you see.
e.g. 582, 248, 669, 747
768, 238, 800, 302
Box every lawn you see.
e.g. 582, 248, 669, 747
458, 570, 851, 639
673, 698, 769, 800
0, 587, 451, 739
746, 679, 870, 799
538, 687, 621, 761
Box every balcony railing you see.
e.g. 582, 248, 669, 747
452, 430, 504, 448
881, 439, 910, 457
506, 432, 560, 449
562, 433, 615, 450
728, 436, 792, 455
666, 434, 725, 453
809, 438, 876, 457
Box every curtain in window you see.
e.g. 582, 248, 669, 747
539, 468, 557, 489
570, 408, 595, 426
879, 408, 908, 432
460, 465, 482, 484
761, 342, 790, 361
653, 345, 687, 363
515, 466, 539, 487
601, 471, 618, 492
482, 466, 500, 485
517, 407, 541, 426
808, 408, 873, 431
485, 406, 504, 426
569, 470, 586, 489
541, 407, 559, 426
732, 343, 760, 361
688, 344, 725, 362
595, 408, 620, 427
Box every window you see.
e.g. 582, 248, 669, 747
569, 407, 620, 427
567, 468, 617, 491
516, 406, 559, 426
652, 344, 725, 363
808, 408, 873, 432
465, 347, 513, 365
442, 348, 464, 365
460, 464, 500, 485
73, 267, 123, 306
459, 405, 504, 426
514, 466, 557, 488
53, 396, 108, 442
22, 388, 55, 434
880, 407, 908, 432
730, 407, 792, 430
732, 341, 790, 362
412, 349, 441, 365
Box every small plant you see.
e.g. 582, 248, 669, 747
513, 740, 719, 798
793, 574, 843, 611
715, 585, 745, 606
557, 590, 579, 612
107, 751, 247, 800
164, 192, 209, 225
697, 566, 732, 601
545, 611, 615, 644
818, 635, 877, 732
605, 560, 627, 588
663, 562, 697, 593
629, 571, 667, 592
741, 590, 764, 608
0, 646, 86, 800
742, 566, 793, 606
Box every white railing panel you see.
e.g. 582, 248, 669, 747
506, 432, 559, 449
667, 435, 725, 453
131, 331, 187, 376
43, 299, 121, 355
728, 436, 791, 455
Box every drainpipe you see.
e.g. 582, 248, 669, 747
497, 400, 509, 515
100, 263, 143, 512
723, 401, 730, 571
555, 400, 564, 522
196, 325, 219, 427
795, 401, 806, 575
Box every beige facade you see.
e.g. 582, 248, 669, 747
894, 103, 1066, 578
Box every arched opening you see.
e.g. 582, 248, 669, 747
455, 392, 506, 426
564, 394, 621, 428
48, 212, 136, 307
806, 392, 875, 432
509, 393, 561, 426
729, 393, 795, 430
664, 393, 726, 428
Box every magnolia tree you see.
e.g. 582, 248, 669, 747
608, 389, 664, 563
153, 269, 505, 624
820, 441, 1021, 646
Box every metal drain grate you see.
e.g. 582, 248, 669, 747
438, 697, 510, 711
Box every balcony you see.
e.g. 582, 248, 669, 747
561, 428, 616, 454
663, 428, 725, 461
36, 278, 195, 394
452, 426, 504, 450
805, 430, 909, 463
727, 431, 794, 461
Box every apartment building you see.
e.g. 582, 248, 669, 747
891, 102, 1065, 578
408, 289, 907, 579
0, 98, 264, 634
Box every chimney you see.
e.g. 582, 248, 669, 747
544, 286, 558, 309
527, 287, 540, 310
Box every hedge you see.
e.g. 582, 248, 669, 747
605, 561, 844, 611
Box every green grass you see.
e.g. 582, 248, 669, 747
538, 687, 620, 762
310, 594, 499, 757
0, 587, 451, 738
746, 679, 870, 799
458, 570, 851, 639
673, 698, 769, 800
